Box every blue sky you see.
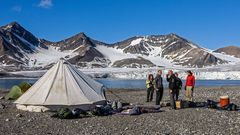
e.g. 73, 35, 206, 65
0, 0, 240, 49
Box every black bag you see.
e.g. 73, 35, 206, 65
189, 101, 196, 107
72, 108, 87, 117
91, 105, 112, 116
222, 103, 238, 111
182, 101, 190, 108
90, 106, 102, 116
194, 102, 207, 108
206, 100, 219, 109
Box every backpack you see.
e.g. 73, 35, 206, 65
129, 106, 141, 115
175, 78, 182, 89
51, 108, 73, 119
72, 108, 87, 118
111, 101, 117, 110
117, 101, 123, 109
90, 105, 112, 116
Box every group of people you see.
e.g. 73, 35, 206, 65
146, 70, 195, 109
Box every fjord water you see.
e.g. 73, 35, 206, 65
0, 78, 240, 90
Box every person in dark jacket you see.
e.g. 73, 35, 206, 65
155, 70, 164, 105
174, 72, 182, 101
166, 70, 177, 109
146, 74, 154, 102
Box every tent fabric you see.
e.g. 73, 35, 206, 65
14, 59, 106, 111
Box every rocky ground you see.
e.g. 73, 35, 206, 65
0, 87, 240, 135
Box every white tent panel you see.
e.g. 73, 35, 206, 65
14, 59, 106, 111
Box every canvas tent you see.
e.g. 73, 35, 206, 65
6, 86, 23, 100
14, 58, 106, 112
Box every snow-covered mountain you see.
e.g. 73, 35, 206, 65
0, 22, 240, 71
95, 34, 232, 68
0, 22, 75, 70
41, 32, 110, 68
0, 22, 47, 66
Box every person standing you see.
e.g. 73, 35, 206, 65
146, 74, 154, 102
166, 70, 177, 109
174, 72, 182, 101
155, 70, 164, 105
185, 70, 195, 102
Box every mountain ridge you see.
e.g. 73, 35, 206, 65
214, 46, 240, 58
0, 22, 239, 71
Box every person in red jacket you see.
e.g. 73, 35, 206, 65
185, 70, 195, 102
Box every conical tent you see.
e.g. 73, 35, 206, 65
14, 58, 106, 112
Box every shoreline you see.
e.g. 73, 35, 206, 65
1, 87, 240, 134
1, 85, 240, 92
1, 78, 240, 91
1, 76, 240, 80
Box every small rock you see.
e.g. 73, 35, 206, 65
5, 118, 9, 122
16, 113, 23, 118
28, 119, 32, 122
124, 127, 129, 131
0, 104, 5, 109
0, 96, 4, 100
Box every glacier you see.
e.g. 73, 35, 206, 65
8, 67, 240, 80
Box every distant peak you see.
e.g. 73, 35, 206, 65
1, 21, 24, 31
7, 21, 22, 29
168, 33, 177, 36
73, 32, 88, 39
79, 32, 87, 37
76, 32, 86, 37
9, 21, 20, 26
216, 45, 240, 50
54, 32, 91, 44
167, 33, 192, 42
167, 33, 181, 38
227, 45, 240, 48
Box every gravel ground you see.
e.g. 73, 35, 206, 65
0, 86, 240, 135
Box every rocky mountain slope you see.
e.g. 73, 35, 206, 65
214, 46, 240, 58
0, 22, 239, 71
0, 22, 48, 66
41, 32, 109, 68
96, 34, 228, 67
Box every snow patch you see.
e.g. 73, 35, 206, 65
27, 46, 77, 67
206, 50, 240, 64
130, 38, 142, 46
2, 24, 12, 30
187, 43, 198, 48
96, 45, 173, 67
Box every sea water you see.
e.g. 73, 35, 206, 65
0, 78, 240, 90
